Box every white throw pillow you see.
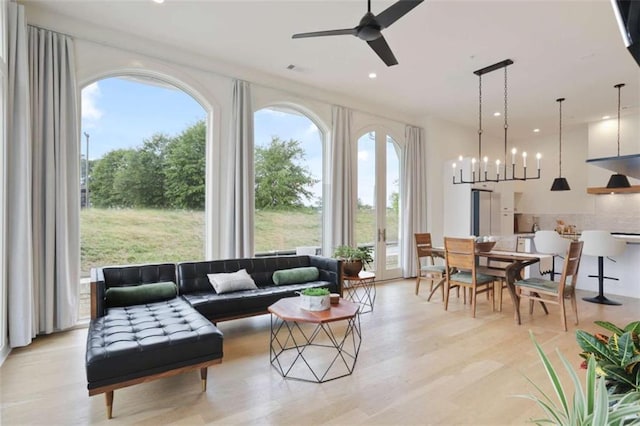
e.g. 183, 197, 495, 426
207, 269, 258, 294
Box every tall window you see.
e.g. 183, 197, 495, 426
254, 106, 323, 254
79, 75, 206, 320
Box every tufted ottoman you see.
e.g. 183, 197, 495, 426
86, 297, 223, 419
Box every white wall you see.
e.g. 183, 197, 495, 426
422, 115, 478, 246
516, 124, 595, 214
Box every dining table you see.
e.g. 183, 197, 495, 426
426, 247, 552, 325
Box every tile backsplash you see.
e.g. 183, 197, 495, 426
517, 194, 640, 234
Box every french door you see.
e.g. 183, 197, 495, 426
355, 131, 402, 281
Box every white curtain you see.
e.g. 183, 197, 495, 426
223, 80, 254, 258
328, 105, 355, 250
28, 26, 80, 334
401, 125, 428, 277
6, 17, 80, 347
7, 2, 35, 348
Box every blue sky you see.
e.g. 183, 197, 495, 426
80, 76, 397, 206
81, 77, 205, 160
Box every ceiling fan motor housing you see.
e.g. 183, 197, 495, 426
357, 13, 382, 41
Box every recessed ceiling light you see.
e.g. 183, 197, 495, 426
533, 128, 540, 133
493, 112, 501, 116
368, 72, 377, 79
602, 115, 611, 120
152, 0, 164, 4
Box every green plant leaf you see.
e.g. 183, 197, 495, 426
618, 332, 635, 366
559, 349, 585, 421
603, 365, 638, 390
623, 321, 640, 335
521, 375, 561, 416
596, 320, 624, 335
591, 376, 609, 426
530, 331, 569, 417
585, 354, 595, 415
576, 330, 619, 365
516, 394, 564, 425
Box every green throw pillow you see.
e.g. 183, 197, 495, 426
105, 281, 177, 307
273, 266, 320, 285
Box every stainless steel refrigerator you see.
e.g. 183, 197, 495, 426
471, 189, 500, 236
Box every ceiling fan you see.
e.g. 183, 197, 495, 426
292, 0, 425, 67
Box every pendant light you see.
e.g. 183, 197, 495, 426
550, 98, 571, 191
606, 83, 631, 189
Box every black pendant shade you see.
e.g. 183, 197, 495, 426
551, 98, 570, 191
606, 173, 631, 189
605, 84, 631, 189
551, 177, 571, 191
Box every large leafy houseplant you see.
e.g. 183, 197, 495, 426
519, 331, 640, 426
576, 321, 640, 394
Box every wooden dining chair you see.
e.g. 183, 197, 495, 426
443, 237, 497, 318
414, 233, 447, 296
514, 240, 584, 331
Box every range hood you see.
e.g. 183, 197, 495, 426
586, 153, 640, 179
586, 153, 640, 194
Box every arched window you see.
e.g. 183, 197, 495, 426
253, 106, 324, 255
79, 75, 207, 319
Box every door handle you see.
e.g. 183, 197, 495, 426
378, 228, 383, 242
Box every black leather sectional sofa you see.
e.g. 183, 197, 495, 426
177, 255, 342, 322
85, 255, 342, 419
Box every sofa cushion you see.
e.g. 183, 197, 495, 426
272, 266, 319, 285
105, 281, 177, 308
86, 297, 223, 390
207, 269, 258, 294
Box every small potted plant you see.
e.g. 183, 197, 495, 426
299, 287, 331, 311
333, 245, 373, 277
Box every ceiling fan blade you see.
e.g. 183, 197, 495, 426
292, 28, 357, 39
376, 0, 424, 29
367, 36, 398, 66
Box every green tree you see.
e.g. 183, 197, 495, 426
123, 134, 171, 208
90, 149, 135, 207
389, 191, 399, 213
164, 120, 206, 209
255, 137, 318, 209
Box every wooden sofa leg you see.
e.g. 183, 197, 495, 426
105, 391, 114, 419
201, 367, 208, 392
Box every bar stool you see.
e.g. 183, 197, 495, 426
533, 230, 570, 281
579, 230, 626, 305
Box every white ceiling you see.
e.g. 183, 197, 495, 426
22, 0, 640, 140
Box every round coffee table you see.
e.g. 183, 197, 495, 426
268, 297, 362, 383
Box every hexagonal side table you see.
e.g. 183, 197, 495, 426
343, 271, 376, 313
268, 297, 362, 383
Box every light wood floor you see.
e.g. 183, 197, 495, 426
2, 279, 638, 425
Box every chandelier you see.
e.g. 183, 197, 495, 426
452, 59, 541, 184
